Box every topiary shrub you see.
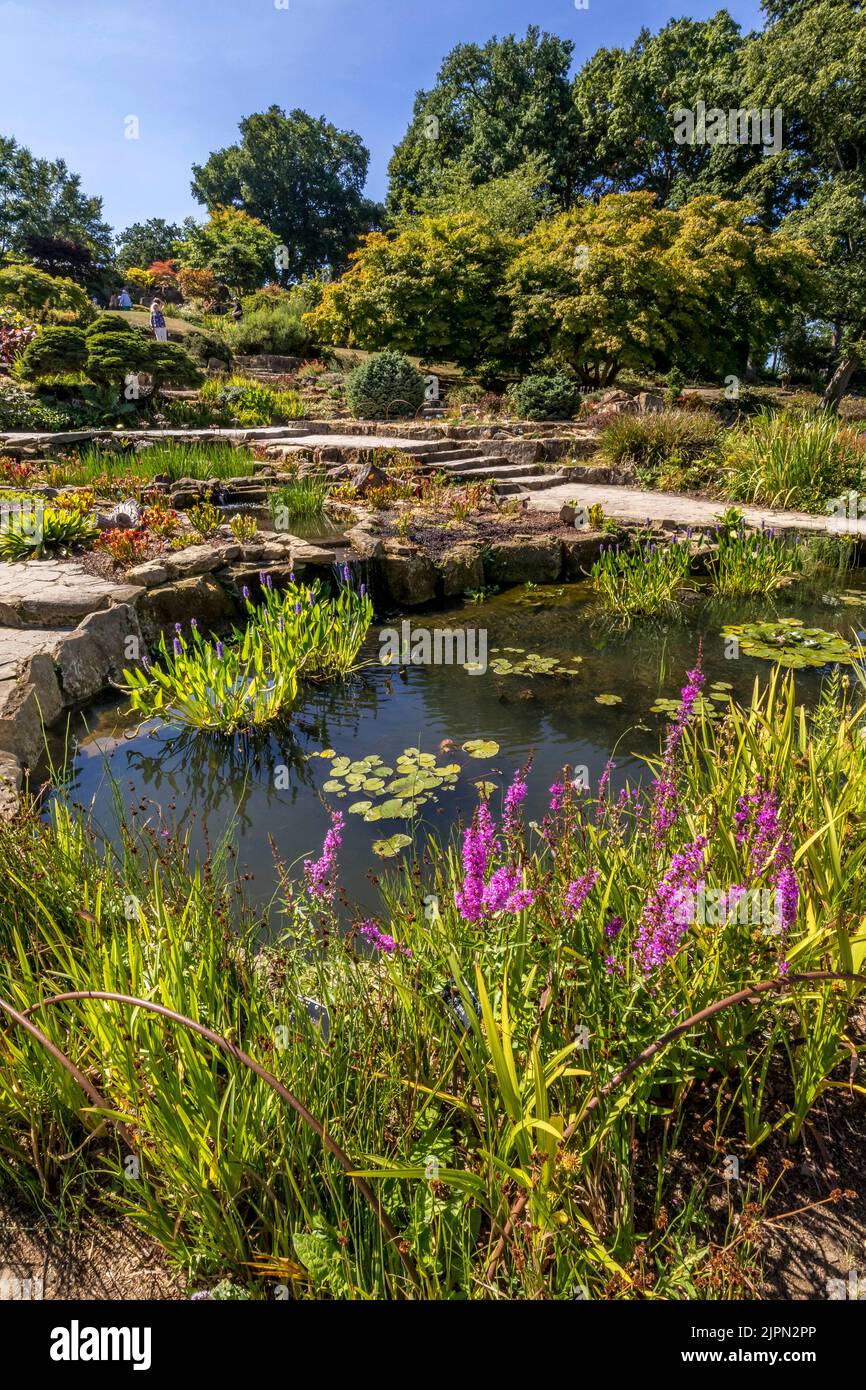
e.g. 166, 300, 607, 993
508, 372, 579, 421
17, 326, 87, 380
345, 351, 425, 419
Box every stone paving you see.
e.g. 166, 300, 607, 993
0, 561, 142, 627
527, 482, 866, 537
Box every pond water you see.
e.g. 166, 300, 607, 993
45, 570, 866, 919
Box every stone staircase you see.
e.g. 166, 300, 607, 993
403, 441, 567, 496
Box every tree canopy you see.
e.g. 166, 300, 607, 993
190, 107, 382, 282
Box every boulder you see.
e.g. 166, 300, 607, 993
437, 544, 484, 597
138, 577, 240, 644
561, 533, 606, 579
0, 652, 63, 768
166, 543, 241, 577
637, 391, 665, 414
126, 559, 171, 588
483, 536, 562, 586
379, 541, 438, 608
52, 603, 143, 704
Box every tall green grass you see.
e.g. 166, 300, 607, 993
0, 668, 863, 1296
599, 409, 720, 486
54, 441, 257, 487
720, 409, 866, 512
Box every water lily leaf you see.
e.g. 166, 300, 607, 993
318, 749, 335, 759
594, 694, 622, 706
376, 798, 408, 819
348, 801, 373, 815
462, 739, 500, 758
323, 779, 344, 793
372, 833, 413, 858
475, 780, 496, 796
363, 808, 381, 822
363, 778, 386, 792
438, 763, 462, 776
417, 753, 436, 767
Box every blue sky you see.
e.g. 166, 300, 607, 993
0, 0, 764, 238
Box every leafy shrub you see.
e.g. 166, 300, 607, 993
0, 264, 91, 320
508, 372, 579, 421
228, 304, 314, 357
16, 326, 87, 380
718, 409, 866, 512
198, 376, 304, 424
345, 351, 425, 419
187, 501, 223, 539
185, 330, 232, 369
599, 410, 720, 485
0, 308, 37, 368
0, 383, 79, 431
228, 512, 259, 542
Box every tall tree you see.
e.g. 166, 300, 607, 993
571, 14, 773, 213
190, 107, 381, 281
0, 137, 112, 265
386, 26, 581, 219
745, 0, 866, 405
116, 219, 182, 274
174, 208, 279, 293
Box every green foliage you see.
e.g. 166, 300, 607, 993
55, 441, 255, 488
184, 329, 232, 368
0, 265, 92, 320
228, 511, 258, 542
187, 501, 223, 540
198, 375, 305, 425
0, 504, 98, 561
0, 135, 113, 267
115, 218, 183, 274
270, 476, 330, 527
308, 213, 514, 369
174, 207, 279, 293
122, 578, 373, 734
599, 409, 720, 485
386, 26, 581, 217
707, 517, 802, 597
0, 382, 80, 431
719, 409, 866, 511
16, 326, 87, 379
191, 107, 381, 281
227, 303, 314, 356
508, 372, 578, 421
345, 351, 425, 419
590, 535, 695, 618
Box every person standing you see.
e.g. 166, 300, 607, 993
118, 287, 133, 310
150, 298, 168, 342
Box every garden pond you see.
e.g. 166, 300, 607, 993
44, 570, 866, 918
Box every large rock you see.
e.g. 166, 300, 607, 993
561, 533, 606, 579
52, 603, 143, 704
138, 577, 240, 644
437, 544, 484, 597
379, 541, 438, 608
0, 652, 63, 767
344, 524, 384, 561
0, 751, 22, 820
163, 543, 241, 577
483, 536, 562, 586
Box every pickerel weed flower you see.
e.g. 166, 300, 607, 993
303, 811, 344, 900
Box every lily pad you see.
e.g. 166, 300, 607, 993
323, 779, 345, 793
594, 694, 622, 706
348, 800, 373, 815
462, 739, 500, 758
722, 619, 856, 668
372, 834, 413, 859
475, 780, 497, 796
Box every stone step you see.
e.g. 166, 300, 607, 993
495, 474, 568, 495
427, 456, 517, 476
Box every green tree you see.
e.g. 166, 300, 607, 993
571, 14, 772, 213
506, 194, 816, 386
174, 208, 279, 293
305, 212, 516, 368
745, 0, 866, 406
0, 264, 91, 319
116, 219, 182, 274
0, 136, 112, 265
190, 107, 381, 281
386, 27, 581, 218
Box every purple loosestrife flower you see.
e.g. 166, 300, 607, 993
503, 769, 528, 835
358, 919, 411, 958
303, 811, 344, 901
604, 915, 624, 939
454, 802, 498, 922
634, 836, 708, 974
596, 759, 614, 822
481, 866, 534, 915
773, 863, 799, 938
548, 782, 564, 814
564, 868, 598, 919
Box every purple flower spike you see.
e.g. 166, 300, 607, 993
242, 585, 250, 600
294, 601, 301, 615
215, 641, 224, 659
173, 637, 182, 657
174, 623, 182, 635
